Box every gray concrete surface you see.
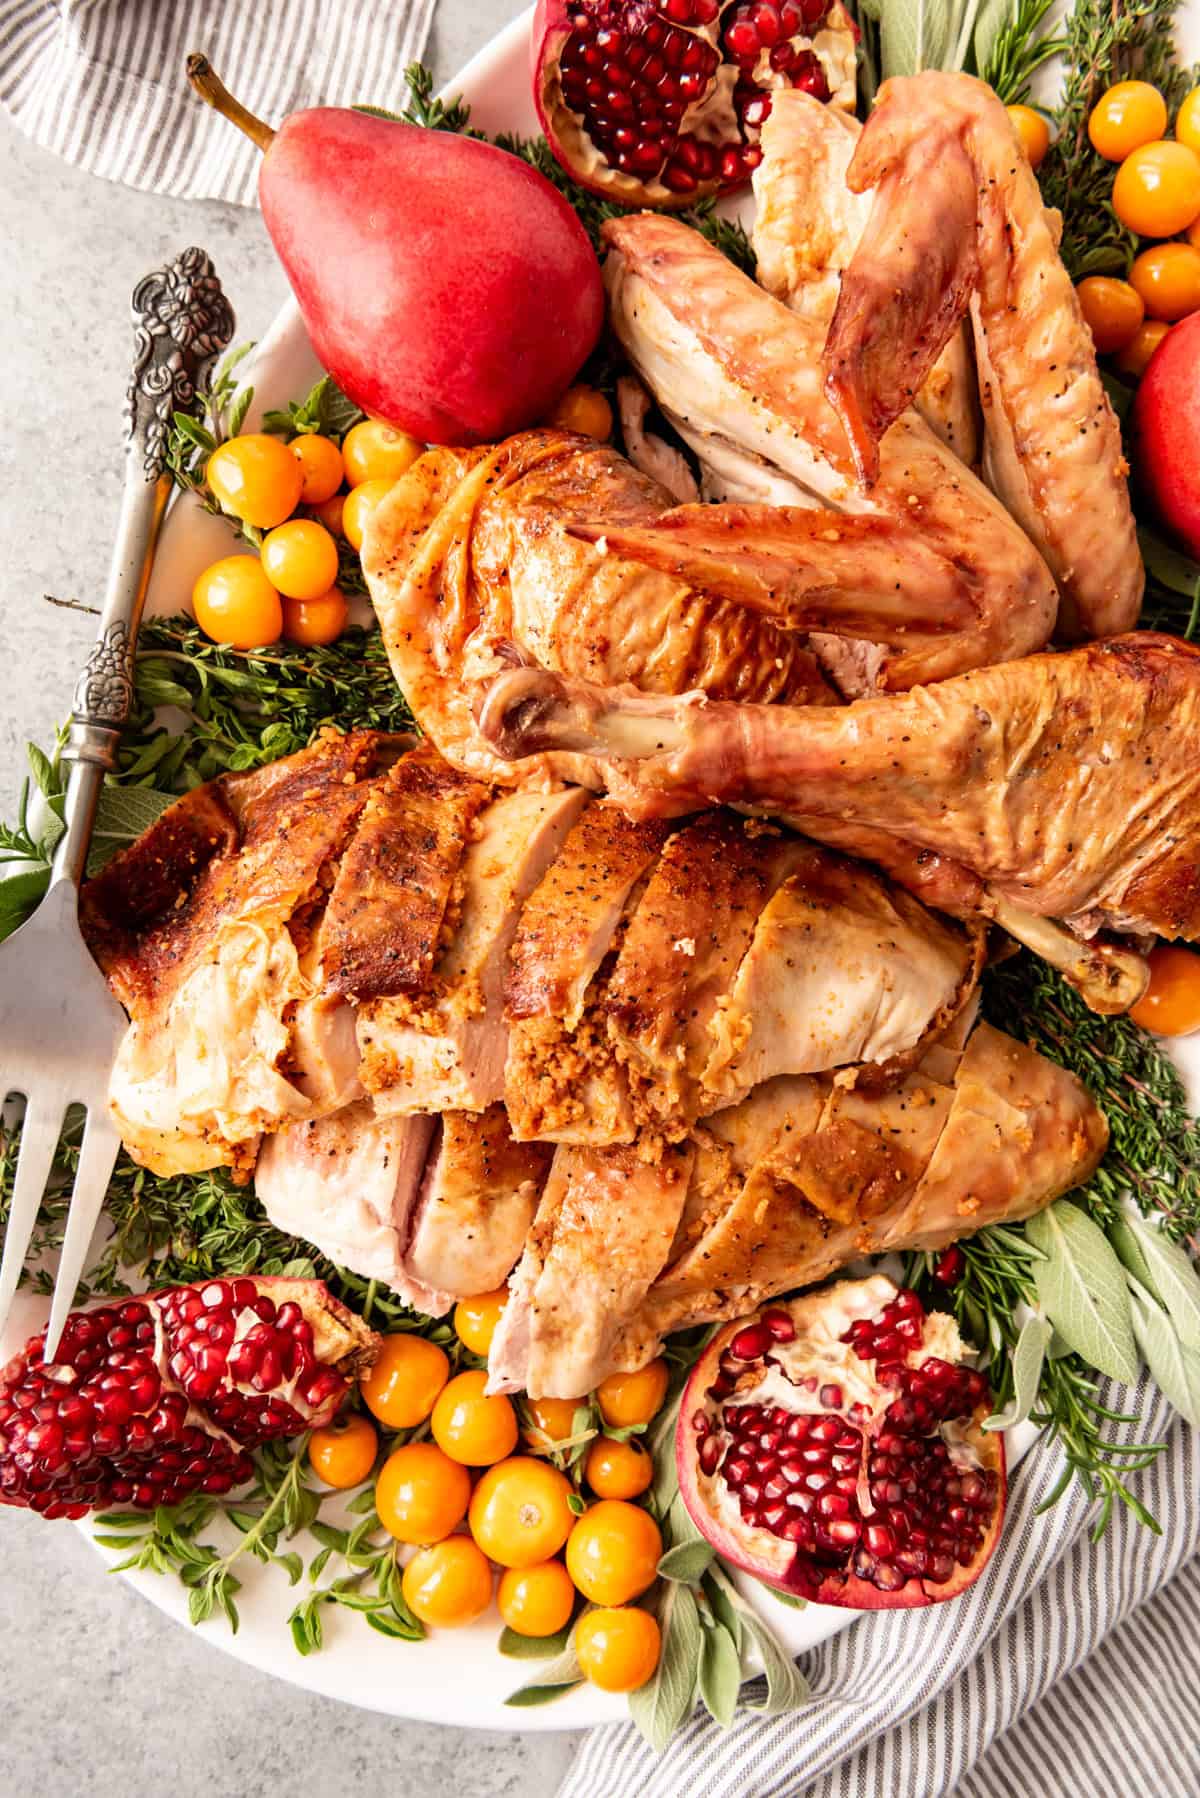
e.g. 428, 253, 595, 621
0, 4, 586, 1792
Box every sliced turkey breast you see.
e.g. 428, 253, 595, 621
611, 1021, 1108, 1371
701, 849, 980, 1102
487, 1141, 694, 1399
604, 814, 815, 1134
405, 1107, 553, 1298
81, 731, 392, 1179
254, 1100, 445, 1311
359, 785, 590, 1114
505, 806, 671, 1144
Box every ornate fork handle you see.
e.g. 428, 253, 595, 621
55, 249, 234, 886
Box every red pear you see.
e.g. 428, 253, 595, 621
188, 58, 604, 445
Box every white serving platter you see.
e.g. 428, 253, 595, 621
5, 0, 1198, 1735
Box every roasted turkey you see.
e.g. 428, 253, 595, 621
478, 633, 1200, 1010
822, 72, 1142, 639
81, 733, 1104, 1380
490, 1009, 1107, 1396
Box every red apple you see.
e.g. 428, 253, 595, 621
1133, 311, 1200, 558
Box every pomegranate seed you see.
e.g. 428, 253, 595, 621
751, 3, 782, 45
762, 1309, 795, 1343
866, 1523, 896, 1558
725, 18, 759, 55
934, 1245, 965, 1286
729, 1323, 769, 1361
699, 1434, 722, 1475
819, 1384, 843, 1409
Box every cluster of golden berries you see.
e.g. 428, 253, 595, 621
304, 1289, 667, 1695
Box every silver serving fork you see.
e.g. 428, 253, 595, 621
0, 249, 234, 1359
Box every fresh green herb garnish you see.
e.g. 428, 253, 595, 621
979, 0, 1067, 103
260, 373, 365, 442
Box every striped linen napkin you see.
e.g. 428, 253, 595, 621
0, 0, 434, 203
561, 1375, 1200, 1797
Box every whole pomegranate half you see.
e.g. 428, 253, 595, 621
532, 0, 858, 206
0, 1277, 378, 1519
677, 1274, 1005, 1607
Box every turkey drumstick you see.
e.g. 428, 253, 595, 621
478, 633, 1200, 999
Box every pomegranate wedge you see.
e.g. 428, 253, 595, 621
532, 0, 857, 206
0, 1277, 378, 1519
677, 1275, 1005, 1606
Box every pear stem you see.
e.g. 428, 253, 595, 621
186, 53, 276, 152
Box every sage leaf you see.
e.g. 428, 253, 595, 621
698, 1621, 742, 1729
1111, 1217, 1158, 1299
1026, 1202, 1139, 1384
739, 1610, 810, 1714
505, 1681, 584, 1708
1120, 1218, 1200, 1351
506, 1636, 581, 1698
87, 783, 177, 874
650, 1385, 685, 1511
882, 0, 953, 80
498, 1624, 573, 1660
629, 1582, 702, 1751
707, 1567, 809, 1715
1138, 525, 1200, 599
984, 1313, 1051, 1431
701, 1569, 742, 1653
667, 1490, 706, 1547
658, 1540, 715, 1585
1129, 1283, 1200, 1427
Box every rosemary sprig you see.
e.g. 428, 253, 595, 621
980, 0, 1067, 103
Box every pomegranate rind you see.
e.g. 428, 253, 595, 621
531, 0, 859, 209
676, 1276, 1006, 1609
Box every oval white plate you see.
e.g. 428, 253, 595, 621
8, 0, 1197, 1734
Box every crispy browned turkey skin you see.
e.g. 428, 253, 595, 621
477, 633, 1200, 950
